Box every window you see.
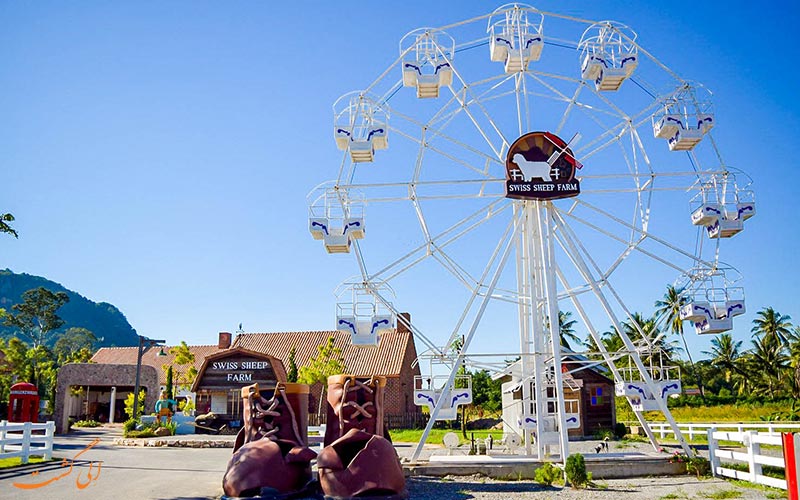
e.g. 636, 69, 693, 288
590, 386, 604, 406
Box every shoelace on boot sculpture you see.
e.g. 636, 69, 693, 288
223, 382, 315, 499
337, 376, 384, 438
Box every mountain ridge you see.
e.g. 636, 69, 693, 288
0, 269, 139, 347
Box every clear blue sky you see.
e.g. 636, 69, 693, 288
2, 1, 799, 362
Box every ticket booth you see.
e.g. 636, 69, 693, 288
8, 382, 39, 423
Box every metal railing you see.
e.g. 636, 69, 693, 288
0, 420, 55, 464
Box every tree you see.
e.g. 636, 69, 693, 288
470, 369, 502, 413
298, 336, 347, 416
0, 213, 17, 238
125, 389, 146, 419
748, 334, 789, 398
287, 346, 298, 383
54, 327, 98, 363
788, 327, 800, 398
3, 287, 70, 347
655, 285, 703, 398
165, 365, 174, 401
751, 307, 793, 344
557, 311, 581, 350
168, 341, 197, 390
703, 333, 743, 384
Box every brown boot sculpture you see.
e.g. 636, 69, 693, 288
222, 382, 316, 499
317, 375, 407, 500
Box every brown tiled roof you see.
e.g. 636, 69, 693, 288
233, 330, 413, 377
90, 344, 223, 385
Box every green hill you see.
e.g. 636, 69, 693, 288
0, 269, 138, 347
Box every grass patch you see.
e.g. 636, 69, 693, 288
389, 428, 500, 445
0, 456, 51, 469
698, 489, 742, 499
644, 402, 795, 423
659, 490, 688, 499
721, 462, 785, 480
728, 479, 787, 498
73, 419, 102, 428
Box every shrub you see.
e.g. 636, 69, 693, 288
163, 421, 178, 436
124, 390, 146, 419
670, 450, 710, 478
593, 428, 613, 440
613, 422, 627, 439
73, 419, 102, 428
565, 453, 588, 489
125, 429, 156, 439
534, 462, 560, 486
123, 418, 138, 434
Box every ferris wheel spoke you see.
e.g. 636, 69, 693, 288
555, 83, 585, 136
441, 210, 519, 354
387, 107, 504, 178
554, 202, 713, 274
574, 98, 666, 162
369, 197, 511, 283
554, 263, 626, 381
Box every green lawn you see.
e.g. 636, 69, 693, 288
0, 456, 51, 469
390, 428, 500, 445
649, 404, 793, 422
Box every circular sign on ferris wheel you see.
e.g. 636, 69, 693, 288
505, 131, 582, 201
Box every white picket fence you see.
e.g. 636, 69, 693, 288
0, 420, 55, 464
646, 421, 800, 441
707, 428, 788, 490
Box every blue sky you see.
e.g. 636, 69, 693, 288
2, 1, 799, 363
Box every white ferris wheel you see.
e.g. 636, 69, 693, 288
308, 3, 755, 462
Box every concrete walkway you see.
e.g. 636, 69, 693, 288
0, 426, 230, 500
0, 426, 750, 500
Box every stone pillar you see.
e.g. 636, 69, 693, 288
109, 387, 117, 424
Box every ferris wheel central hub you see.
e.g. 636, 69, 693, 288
505, 131, 581, 201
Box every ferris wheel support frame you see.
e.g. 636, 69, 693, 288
552, 208, 693, 456
410, 214, 518, 462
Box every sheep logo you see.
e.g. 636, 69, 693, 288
511, 153, 553, 182
505, 131, 581, 201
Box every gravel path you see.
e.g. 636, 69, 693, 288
405, 474, 779, 499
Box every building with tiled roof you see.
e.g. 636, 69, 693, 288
232, 326, 421, 423
91, 344, 224, 385
69, 315, 422, 430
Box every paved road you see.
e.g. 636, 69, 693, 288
0, 427, 776, 500
0, 427, 229, 500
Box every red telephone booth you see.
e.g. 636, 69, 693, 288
8, 382, 39, 423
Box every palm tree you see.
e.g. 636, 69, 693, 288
558, 311, 581, 350
749, 334, 790, 398
703, 333, 743, 383
655, 285, 704, 397
584, 325, 623, 362
0, 213, 17, 238
786, 327, 800, 397
543, 311, 582, 350
654, 285, 686, 337
751, 307, 793, 344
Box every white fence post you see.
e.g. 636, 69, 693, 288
707, 427, 718, 477
20, 421, 31, 464
44, 421, 55, 460
0, 420, 6, 453
745, 430, 761, 483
